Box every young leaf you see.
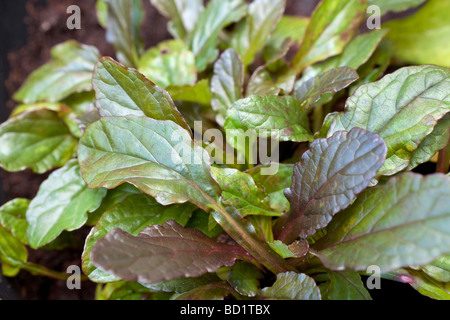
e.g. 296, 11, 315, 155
230, 0, 285, 67
211, 167, 280, 217
328, 65, 450, 177
138, 40, 197, 89
247, 164, 294, 212
225, 95, 313, 143
275, 128, 387, 243
104, 0, 144, 67
294, 66, 359, 111
262, 16, 309, 63
150, 0, 204, 40
93, 57, 191, 132
0, 198, 30, 245
267, 240, 297, 259
189, 0, 247, 71
313, 173, 450, 272
13, 41, 100, 103
26, 161, 107, 248
383, 0, 450, 67
301, 30, 388, 83
91, 220, 249, 283
78, 116, 220, 212
211, 49, 244, 126
259, 272, 321, 300
227, 261, 264, 297
169, 79, 213, 106
83, 194, 195, 283
323, 271, 372, 300
0, 110, 78, 174
292, 0, 367, 73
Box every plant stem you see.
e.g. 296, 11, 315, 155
201, 192, 295, 275
22, 262, 89, 281
313, 105, 324, 133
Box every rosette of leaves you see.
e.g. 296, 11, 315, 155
0, 0, 449, 300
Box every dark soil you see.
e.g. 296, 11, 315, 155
0, 0, 426, 300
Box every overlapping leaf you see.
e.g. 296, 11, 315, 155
313, 173, 450, 272
0, 110, 77, 173
26, 160, 107, 248
189, 0, 247, 71
13, 41, 99, 103
275, 128, 387, 243
78, 116, 220, 212
83, 193, 195, 283
259, 272, 321, 300
138, 40, 197, 89
230, 0, 285, 67
103, 0, 144, 67
292, 0, 367, 73
93, 57, 190, 132
91, 220, 249, 283
225, 95, 312, 143
150, 0, 204, 40
328, 65, 450, 177
211, 49, 244, 126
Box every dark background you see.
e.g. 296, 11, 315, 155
0, 0, 428, 300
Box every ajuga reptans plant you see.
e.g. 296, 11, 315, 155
0, 0, 449, 300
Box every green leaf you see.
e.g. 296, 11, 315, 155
93, 57, 191, 132
275, 128, 387, 243
96, 281, 155, 300
368, 0, 426, 14
301, 29, 388, 82
211, 49, 244, 126
225, 95, 313, 143
267, 240, 297, 259
292, 0, 367, 73
150, 0, 204, 40
96, 0, 108, 28
328, 65, 450, 177
227, 261, 263, 297
383, 0, 450, 68
91, 220, 249, 283
247, 164, 294, 212
263, 16, 309, 63
169, 79, 213, 106
13, 41, 99, 103
78, 116, 221, 212
138, 40, 197, 89
142, 273, 221, 294
10, 102, 63, 118
189, 0, 247, 72
172, 281, 239, 300
104, 0, 144, 67
323, 271, 372, 300
26, 160, 107, 248
211, 167, 279, 217
185, 210, 223, 238
420, 256, 450, 283
230, 0, 285, 67
294, 66, 359, 111
0, 225, 27, 273
83, 193, 195, 283
0, 198, 30, 245
408, 113, 450, 170
259, 272, 321, 300
313, 173, 450, 272
0, 110, 78, 173
386, 268, 450, 300
247, 66, 296, 96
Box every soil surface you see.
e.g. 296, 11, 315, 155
0, 0, 427, 300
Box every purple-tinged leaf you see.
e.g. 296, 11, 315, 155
275, 128, 387, 243
91, 220, 249, 283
